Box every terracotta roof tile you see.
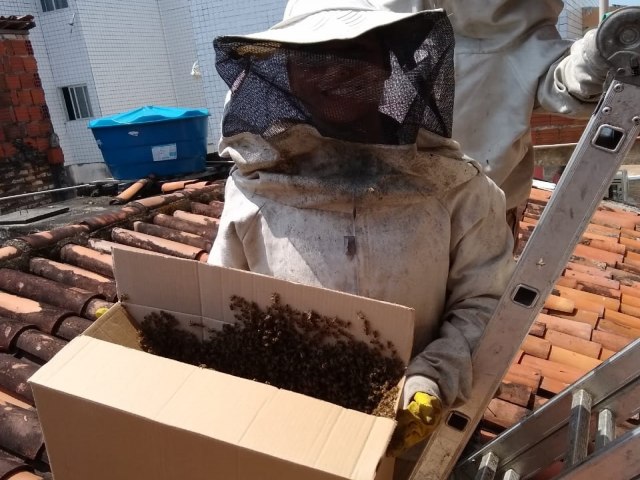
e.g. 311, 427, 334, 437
0, 179, 639, 473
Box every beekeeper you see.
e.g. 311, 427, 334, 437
209, 0, 515, 467
376, 0, 610, 235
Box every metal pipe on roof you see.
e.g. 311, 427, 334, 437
0, 184, 92, 203
600, 0, 609, 21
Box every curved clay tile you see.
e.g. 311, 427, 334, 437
0, 401, 44, 460
0, 318, 36, 353
0, 449, 29, 479
0, 269, 102, 316
79, 206, 141, 231
16, 226, 90, 250
132, 222, 212, 252
59, 245, 113, 278
110, 228, 205, 260
0, 355, 39, 404
29, 258, 117, 302
153, 213, 216, 239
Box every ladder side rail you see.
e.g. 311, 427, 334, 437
409, 80, 640, 480
554, 426, 640, 480
457, 338, 640, 477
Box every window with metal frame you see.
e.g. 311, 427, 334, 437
41, 0, 69, 13
61, 85, 93, 121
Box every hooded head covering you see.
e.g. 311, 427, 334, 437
213, 0, 455, 145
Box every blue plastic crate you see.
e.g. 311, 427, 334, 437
88, 106, 209, 180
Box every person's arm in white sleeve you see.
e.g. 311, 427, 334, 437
404, 170, 516, 407
537, 29, 610, 117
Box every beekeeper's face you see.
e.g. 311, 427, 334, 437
287, 37, 390, 129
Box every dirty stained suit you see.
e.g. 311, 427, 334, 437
209, 125, 515, 407
376, 0, 609, 212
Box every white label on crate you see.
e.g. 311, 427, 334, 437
152, 144, 177, 162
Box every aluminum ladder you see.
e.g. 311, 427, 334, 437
409, 7, 640, 479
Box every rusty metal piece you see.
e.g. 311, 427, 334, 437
153, 213, 216, 239
0, 246, 21, 262
173, 210, 220, 229
55, 316, 92, 341
0, 269, 101, 316
0, 449, 28, 479
15, 330, 66, 362
110, 178, 151, 205
79, 206, 142, 231
0, 355, 38, 404
131, 192, 187, 210
0, 292, 70, 334
133, 221, 212, 251
191, 201, 224, 218
84, 298, 113, 319
59, 244, 114, 278
16, 225, 90, 250
111, 227, 205, 260
0, 399, 44, 459
29, 258, 117, 301
0, 318, 35, 353
161, 180, 198, 193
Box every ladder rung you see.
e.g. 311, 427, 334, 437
475, 452, 500, 480
555, 426, 640, 480
566, 389, 593, 469
596, 409, 615, 450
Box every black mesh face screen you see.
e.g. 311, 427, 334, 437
214, 11, 454, 145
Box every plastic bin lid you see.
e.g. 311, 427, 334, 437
88, 106, 208, 128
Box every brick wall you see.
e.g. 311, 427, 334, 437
531, 113, 588, 146
0, 32, 61, 214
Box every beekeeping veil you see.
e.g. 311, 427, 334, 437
213, 0, 455, 146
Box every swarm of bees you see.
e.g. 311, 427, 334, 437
140, 293, 404, 418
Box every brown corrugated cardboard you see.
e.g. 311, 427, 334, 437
30, 249, 415, 480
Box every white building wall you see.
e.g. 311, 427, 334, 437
158, 0, 207, 109
558, 0, 585, 39
190, 0, 287, 148
76, 0, 176, 116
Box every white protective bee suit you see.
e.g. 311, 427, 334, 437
209, 2, 516, 409
376, 0, 609, 214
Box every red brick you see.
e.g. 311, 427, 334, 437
0, 75, 7, 91
28, 106, 43, 121
47, 147, 64, 165
0, 107, 15, 123
38, 122, 52, 137
5, 75, 20, 90
0, 93, 11, 107
0, 42, 6, 56
20, 73, 36, 89
22, 57, 37, 73
10, 90, 20, 106
4, 124, 22, 141
17, 90, 32, 106
0, 128, 5, 142
3, 143, 17, 157
8, 56, 23, 73
14, 106, 30, 122
35, 138, 49, 152
30, 89, 45, 105
26, 122, 41, 138
10, 40, 28, 56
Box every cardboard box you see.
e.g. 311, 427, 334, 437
30, 249, 415, 480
